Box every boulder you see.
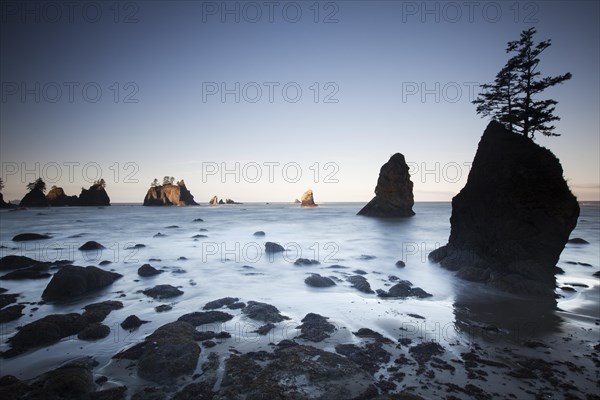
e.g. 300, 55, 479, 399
47, 186, 79, 206
41, 265, 123, 301
177, 311, 233, 326
0, 255, 44, 270
82, 300, 124, 323
79, 183, 110, 206
113, 321, 200, 383
138, 264, 162, 277
19, 189, 49, 207
428, 122, 580, 297
121, 315, 149, 330
12, 233, 51, 241
296, 313, 336, 342
143, 180, 198, 206
4, 313, 88, 356
79, 241, 105, 251
242, 301, 289, 323
142, 284, 183, 299
357, 153, 415, 217
265, 242, 285, 254
300, 189, 318, 208
305, 274, 336, 288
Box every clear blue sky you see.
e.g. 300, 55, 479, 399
1, 1, 598, 203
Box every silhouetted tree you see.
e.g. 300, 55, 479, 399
26, 178, 46, 193
51, 185, 58, 190
151, 178, 159, 187
0, 178, 4, 191
162, 176, 175, 185
93, 179, 106, 188
474, 27, 572, 138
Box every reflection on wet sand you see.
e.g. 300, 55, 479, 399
452, 281, 562, 344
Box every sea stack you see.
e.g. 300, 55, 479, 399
429, 121, 579, 297
209, 196, 218, 205
79, 182, 110, 206
301, 189, 318, 208
46, 186, 79, 206
143, 180, 198, 206
357, 153, 414, 217
19, 188, 49, 207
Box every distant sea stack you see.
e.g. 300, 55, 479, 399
47, 186, 78, 206
429, 121, 579, 297
143, 180, 198, 206
19, 188, 49, 207
79, 181, 110, 206
209, 196, 218, 205
301, 189, 318, 208
357, 153, 414, 217
0, 192, 13, 208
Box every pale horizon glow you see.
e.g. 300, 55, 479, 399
1, 1, 599, 203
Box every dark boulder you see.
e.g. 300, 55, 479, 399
78, 323, 111, 340
203, 297, 239, 310
357, 153, 415, 217
138, 264, 162, 277
0, 304, 25, 323
347, 275, 374, 294
121, 315, 149, 330
82, 300, 124, 323
12, 233, 51, 241
0, 255, 40, 270
177, 311, 233, 326
142, 284, 183, 299
41, 265, 122, 301
296, 313, 337, 342
79, 241, 106, 251
4, 313, 88, 356
305, 274, 336, 288
113, 321, 200, 383
242, 301, 289, 323
428, 122, 580, 297
376, 280, 432, 299
265, 242, 285, 254
0, 263, 51, 280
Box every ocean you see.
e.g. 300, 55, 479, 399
0, 202, 598, 396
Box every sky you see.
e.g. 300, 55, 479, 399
1, 0, 599, 203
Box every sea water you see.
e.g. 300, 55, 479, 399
0, 202, 598, 388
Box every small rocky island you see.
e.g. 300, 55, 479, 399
357, 153, 415, 217
300, 189, 318, 208
17, 178, 110, 207
429, 121, 580, 296
143, 178, 198, 206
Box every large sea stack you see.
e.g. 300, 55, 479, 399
79, 182, 110, 206
19, 188, 49, 207
143, 180, 198, 206
357, 153, 414, 217
429, 121, 579, 297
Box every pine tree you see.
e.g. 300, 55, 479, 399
26, 178, 46, 193
474, 27, 571, 138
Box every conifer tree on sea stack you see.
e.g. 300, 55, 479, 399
473, 27, 572, 138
